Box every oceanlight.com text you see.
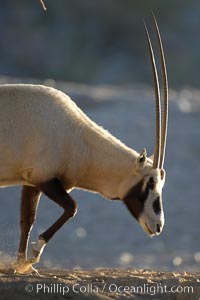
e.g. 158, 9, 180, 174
25, 282, 194, 296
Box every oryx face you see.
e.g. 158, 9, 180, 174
123, 168, 165, 236
123, 14, 168, 237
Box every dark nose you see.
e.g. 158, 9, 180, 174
156, 224, 161, 233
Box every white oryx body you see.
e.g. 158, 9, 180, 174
0, 84, 151, 199
0, 15, 168, 275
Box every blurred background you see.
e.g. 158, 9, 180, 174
1, 0, 200, 87
0, 0, 200, 272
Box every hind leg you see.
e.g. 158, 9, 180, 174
30, 178, 77, 265
15, 186, 41, 273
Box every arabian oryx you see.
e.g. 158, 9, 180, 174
0, 15, 168, 274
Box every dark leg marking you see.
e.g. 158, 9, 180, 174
37, 178, 78, 243
17, 186, 41, 262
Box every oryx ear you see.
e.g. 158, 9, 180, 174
137, 148, 147, 168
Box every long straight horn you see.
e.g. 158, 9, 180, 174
144, 21, 161, 169
152, 13, 168, 169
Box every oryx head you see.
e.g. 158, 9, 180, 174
123, 14, 168, 237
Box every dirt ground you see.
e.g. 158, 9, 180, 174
0, 268, 199, 300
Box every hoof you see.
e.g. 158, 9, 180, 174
31, 247, 40, 263
13, 261, 40, 275
30, 239, 46, 264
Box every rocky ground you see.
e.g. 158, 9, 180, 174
0, 268, 199, 300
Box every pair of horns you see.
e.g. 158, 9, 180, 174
144, 13, 168, 169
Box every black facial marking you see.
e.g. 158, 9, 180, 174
147, 177, 155, 190
156, 223, 161, 233
123, 178, 151, 221
153, 197, 161, 214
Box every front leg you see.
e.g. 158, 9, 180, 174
30, 178, 78, 265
